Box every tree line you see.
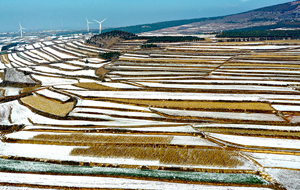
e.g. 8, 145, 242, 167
1, 42, 25, 51
87, 30, 205, 44
217, 30, 300, 39
145, 36, 204, 43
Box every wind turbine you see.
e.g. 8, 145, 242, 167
93, 18, 106, 34
85, 18, 92, 32
18, 22, 26, 38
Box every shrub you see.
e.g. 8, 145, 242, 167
99, 52, 121, 61
141, 44, 158, 49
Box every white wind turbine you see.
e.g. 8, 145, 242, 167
93, 18, 106, 34
18, 22, 26, 38
85, 17, 92, 32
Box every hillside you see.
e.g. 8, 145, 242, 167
101, 16, 224, 34
86, 30, 137, 48
104, 0, 300, 35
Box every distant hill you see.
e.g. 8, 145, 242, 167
103, 0, 300, 34
101, 16, 224, 34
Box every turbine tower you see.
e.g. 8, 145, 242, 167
18, 22, 26, 38
85, 18, 92, 32
93, 18, 106, 34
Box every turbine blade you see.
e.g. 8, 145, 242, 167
93, 19, 100, 23
86, 17, 88, 22
100, 18, 107, 23
19, 22, 22, 27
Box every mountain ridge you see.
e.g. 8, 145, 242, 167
149, 0, 300, 34
103, 0, 300, 35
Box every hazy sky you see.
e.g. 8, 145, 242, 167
0, 0, 293, 32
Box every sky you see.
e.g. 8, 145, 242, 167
0, 0, 293, 33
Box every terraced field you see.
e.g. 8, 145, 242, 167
0, 38, 300, 189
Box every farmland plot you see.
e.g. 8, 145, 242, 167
81, 57, 106, 63
2, 133, 255, 171
0, 62, 6, 69
264, 169, 300, 190
31, 74, 79, 86
12, 53, 35, 66
1, 38, 300, 189
32, 42, 42, 48
30, 49, 57, 62
49, 63, 83, 70
136, 82, 297, 92
73, 41, 110, 52
19, 52, 48, 64
207, 133, 300, 153
43, 47, 77, 60
67, 42, 105, 53
52, 45, 87, 57
32, 66, 98, 79
0, 172, 271, 190
24, 45, 35, 50
24, 51, 48, 61
58, 44, 95, 55
66, 60, 107, 68
42, 41, 54, 46
7, 54, 26, 67
1, 54, 10, 63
